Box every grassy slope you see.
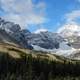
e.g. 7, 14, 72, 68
0, 42, 79, 63
0, 42, 68, 61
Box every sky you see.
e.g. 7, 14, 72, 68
0, 0, 80, 32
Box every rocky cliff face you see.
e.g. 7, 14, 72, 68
0, 17, 33, 49
27, 32, 65, 49
0, 17, 66, 50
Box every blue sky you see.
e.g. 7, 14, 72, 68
0, 0, 80, 32
44, 0, 80, 31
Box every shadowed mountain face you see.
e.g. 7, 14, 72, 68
0, 17, 66, 50
0, 29, 13, 43
0, 17, 33, 49
26, 32, 64, 49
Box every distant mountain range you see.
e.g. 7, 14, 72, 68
0, 17, 80, 60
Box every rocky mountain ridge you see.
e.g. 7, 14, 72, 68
1, 17, 80, 59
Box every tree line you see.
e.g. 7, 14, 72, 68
0, 52, 80, 80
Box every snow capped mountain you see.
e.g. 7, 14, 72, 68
27, 31, 77, 57
56, 23, 80, 59
27, 31, 65, 49
0, 17, 33, 49
57, 23, 80, 44
0, 17, 75, 58
32, 41, 75, 56
58, 23, 80, 38
1, 17, 80, 59
0, 17, 21, 33
29, 23, 80, 58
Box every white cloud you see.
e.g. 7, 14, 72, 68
65, 10, 80, 23
0, 0, 46, 29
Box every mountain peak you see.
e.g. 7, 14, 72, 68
57, 23, 80, 37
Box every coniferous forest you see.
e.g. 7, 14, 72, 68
0, 47, 80, 80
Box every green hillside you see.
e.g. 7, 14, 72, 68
0, 42, 80, 80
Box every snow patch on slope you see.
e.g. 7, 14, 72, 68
32, 42, 76, 57
34, 28, 48, 34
